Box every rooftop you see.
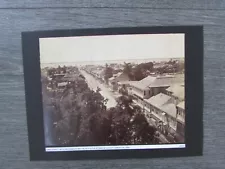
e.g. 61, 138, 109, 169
109, 72, 127, 81
131, 74, 184, 90
177, 101, 185, 110
161, 103, 177, 118
145, 93, 172, 107
131, 76, 156, 90
145, 93, 177, 118
148, 75, 184, 88
166, 84, 185, 100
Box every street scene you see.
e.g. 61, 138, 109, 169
41, 58, 185, 146
39, 33, 185, 146
79, 69, 117, 108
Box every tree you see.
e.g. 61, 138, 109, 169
116, 95, 133, 113
47, 68, 56, 78
123, 62, 134, 80
50, 73, 110, 145
139, 62, 154, 71
48, 68, 158, 146
106, 106, 131, 144
133, 65, 145, 81
119, 84, 128, 96
104, 64, 113, 84
62, 65, 67, 73
130, 112, 157, 144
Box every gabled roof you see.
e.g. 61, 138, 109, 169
145, 93, 177, 118
110, 72, 129, 82
131, 76, 156, 90
166, 84, 185, 100
131, 74, 184, 91
145, 93, 172, 107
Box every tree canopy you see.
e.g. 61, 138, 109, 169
104, 64, 114, 84
45, 66, 158, 146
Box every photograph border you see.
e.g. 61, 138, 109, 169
22, 26, 203, 161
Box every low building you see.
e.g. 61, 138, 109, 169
108, 72, 130, 91
164, 84, 185, 104
130, 76, 155, 103
130, 75, 183, 104
176, 101, 185, 141
144, 93, 175, 128
142, 92, 185, 142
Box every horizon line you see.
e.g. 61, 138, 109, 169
41, 57, 184, 64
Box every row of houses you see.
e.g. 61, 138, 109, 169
121, 74, 185, 142
83, 65, 185, 143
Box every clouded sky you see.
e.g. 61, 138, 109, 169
39, 33, 184, 64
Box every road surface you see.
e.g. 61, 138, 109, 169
79, 69, 117, 108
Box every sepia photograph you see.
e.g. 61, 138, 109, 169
39, 33, 185, 151
22, 26, 203, 160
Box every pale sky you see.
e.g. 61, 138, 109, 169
39, 33, 184, 64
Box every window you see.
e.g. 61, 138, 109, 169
144, 91, 146, 96
152, 108, 155, 113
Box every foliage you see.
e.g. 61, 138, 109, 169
133, 65, 145, 81
104, 64, 114, 84
45, 66, 158, 146
122, 62, 153, 81
106, 96, 157, 145
123, 62, 134, 80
